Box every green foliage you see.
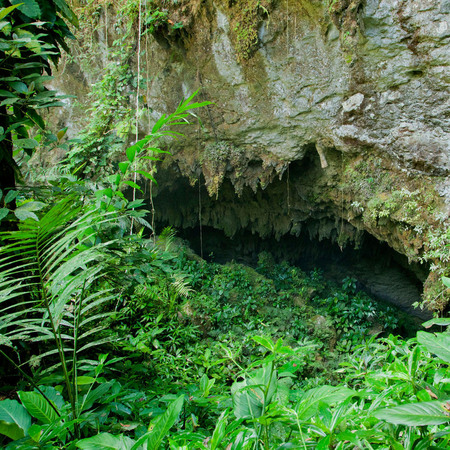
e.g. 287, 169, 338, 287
1, 7, 449, 443
0, 399, 30, 440
227, 0, 272, 62
17, 391, 59, 424
0, 195, 129, 439
65, 57, 135, 178
143, 7, 183, 35
0, 0, 76, 191
1, 219, 449, 448
417, 330, 450, 364
374, 400, 450, 426
342, 155, 449, 311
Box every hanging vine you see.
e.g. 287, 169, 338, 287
130, 0, 143, 234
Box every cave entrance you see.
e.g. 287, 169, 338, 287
152, 152, 430, 321
173, 225, 430, 320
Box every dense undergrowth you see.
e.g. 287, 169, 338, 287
0, 2, 449, 443
0, 192, 449, 449
0, 95, 448, 450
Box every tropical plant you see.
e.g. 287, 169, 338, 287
0, 195, 125, 440
0, 0, 77, 196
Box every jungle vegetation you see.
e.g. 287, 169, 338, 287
0, 1, 449, 449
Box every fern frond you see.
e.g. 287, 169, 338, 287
0, 196, 122, 370
171, 273, 193, 298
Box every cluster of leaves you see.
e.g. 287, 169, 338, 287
0, 92, 211, 447
314, 276, 400, 344
64, 42, 136, 178
63, 0, 182, 181
0, 0, 77, 193
0, 171, 448, 448
108, 241, 414, 401
341, 154, 450, 312
3, 324, 450, 448
143, 7, 183, 35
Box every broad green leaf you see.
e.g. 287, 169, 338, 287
11, 0, 41, 19
80, 381, 113, 411
14, 138, 39, 149
18, 391, 59, 424
132, 395, 184, 449
232, 363, 277, 419
53, 0, 79, 27
4, 189, 18, 204
9, 81, 29, 94
16, 201, 46, 212
28, 424, 43, 442
374, 400, 450, 426
77, 432, 136, 449
76, 376, 95, 386
123, 180, 142, 191
0, 4, 22, 21
0, 208, 9, 221
26, 109, 45, 129
56, 127, 68, 140
0, 399, 31, 439
126, 144, 137, 163
423, 317, 450, 328
135, 170, 156, 183
15, 29, 41, 54
443, 276, 450, 288
0, 89, 17, 98
118, 161, 130, 175
199, 374, 215, 397
209, 410, 229, 450
252, 335, 275, 352
127, 199, 145, 209
37, 386, 65, 410
0, 421, 24, 440
417, 331, 450, 364
408, 345, 420, 378
14, 209, 39, 221
295, 385, 356, 421
95, 188, 113, 199
417, 389, 432, 403
0, 97, 19, 106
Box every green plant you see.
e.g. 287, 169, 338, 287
0, 0, 77, 195
228, 0, 272, 63
143, 7, 183, 35
0, 88, 210, 446
0, 195, 126, 441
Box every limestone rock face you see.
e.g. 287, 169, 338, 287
141, 0, 450, 174
122, 0, 449, 209
49, 0, 449, 310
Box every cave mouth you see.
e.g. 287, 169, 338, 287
152, 151, 430, 321
170, 224, 430, 321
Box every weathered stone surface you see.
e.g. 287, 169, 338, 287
342, 93, 365, 112
47, 0, 449, 310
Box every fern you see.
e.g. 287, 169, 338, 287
0, 196, 122, 438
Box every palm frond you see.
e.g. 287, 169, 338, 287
0, 195, 122, 369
